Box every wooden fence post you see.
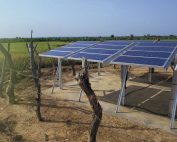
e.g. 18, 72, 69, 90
76, 58, 102, 142
0, 53, 6, 97
28, 30, 42, 121
0, 43, 16, 104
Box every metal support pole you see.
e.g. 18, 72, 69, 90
116, 65, 128, 113
120, 65, 125, 105
170, 77, 177, 128
78, 59, 85, 101
170, 55, 177, 129
148, 68, 152, 84
82, 59, 84, 68
51, 58, 62, 93
98, 63, 101, 76
58, 58, 62, 89
51, 66, 59, 94
78, 90, 83, 102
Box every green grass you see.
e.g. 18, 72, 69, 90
0, 41, 69, 70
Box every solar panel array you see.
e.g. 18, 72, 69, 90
112, 41, 177, 68
69, 41, 132, 62
39, 41, 97, 58
39, 40, 177, 69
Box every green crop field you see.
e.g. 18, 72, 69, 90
0, 41, 69, 69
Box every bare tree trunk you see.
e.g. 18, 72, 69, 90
28, 40, 42, 121
76, 59, 102, 142
0, 43, 16, 104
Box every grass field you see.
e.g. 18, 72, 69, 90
0, 41, 69, 69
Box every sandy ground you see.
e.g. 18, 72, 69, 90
0, 66, 177, 142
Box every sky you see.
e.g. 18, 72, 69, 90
0, 0, 177, 38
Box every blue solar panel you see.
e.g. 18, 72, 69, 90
39, 41, 98, 58
131, 46, 174, 52
113, 56, 166, 67
71, 53, 110, 61
123, 51, 171, 58
112, 41, 177, 68
82, 48, 119, 55
69, 41, 131, 62
92, 44, 126, 50
40, 51, 71, 58
137, 42, 177, 47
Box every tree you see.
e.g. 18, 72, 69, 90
110, 34, 115, 39
129, 34, 134, 40
76, 59, 102, 142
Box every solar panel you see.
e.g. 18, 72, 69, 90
137, 42, 177, 47
82, 48, 119, 55
39, 41, 98, 58
113, 56, 166, 67
123, 51, 171, 58
69, 41, 131, 62
92, 45, 126, 50
112, 41, 177, 68
71, 53, 110, 61
40, 40, 177, 68
130, 46, 174, 52
39, 50, 71, 58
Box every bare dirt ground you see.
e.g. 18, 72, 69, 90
0, 65, 177, 142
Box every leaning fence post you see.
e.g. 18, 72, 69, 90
0, 51, 6, 97
28, 30, 42, 121
0, 43, 16, 104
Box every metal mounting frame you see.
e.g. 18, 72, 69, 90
148, 68, 153, 84
115, 65, 128, 113
78, 58, 85, 102
170, 55, 177, 129
51, 58, 62, 93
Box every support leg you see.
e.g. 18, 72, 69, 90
170, 90, 177, 129
116, 65, 128, 113
78, 90, 83, 102
51, 66, 59, 94
148, 68, 152, 84
98, 63, 101, 76
58, 58, 62, 89
78, 59, 85, 101
169, 55, 177, 129
120, 65, 128, 105
51, 58, 62, 93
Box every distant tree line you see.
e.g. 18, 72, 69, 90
0, 34, 177, 43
